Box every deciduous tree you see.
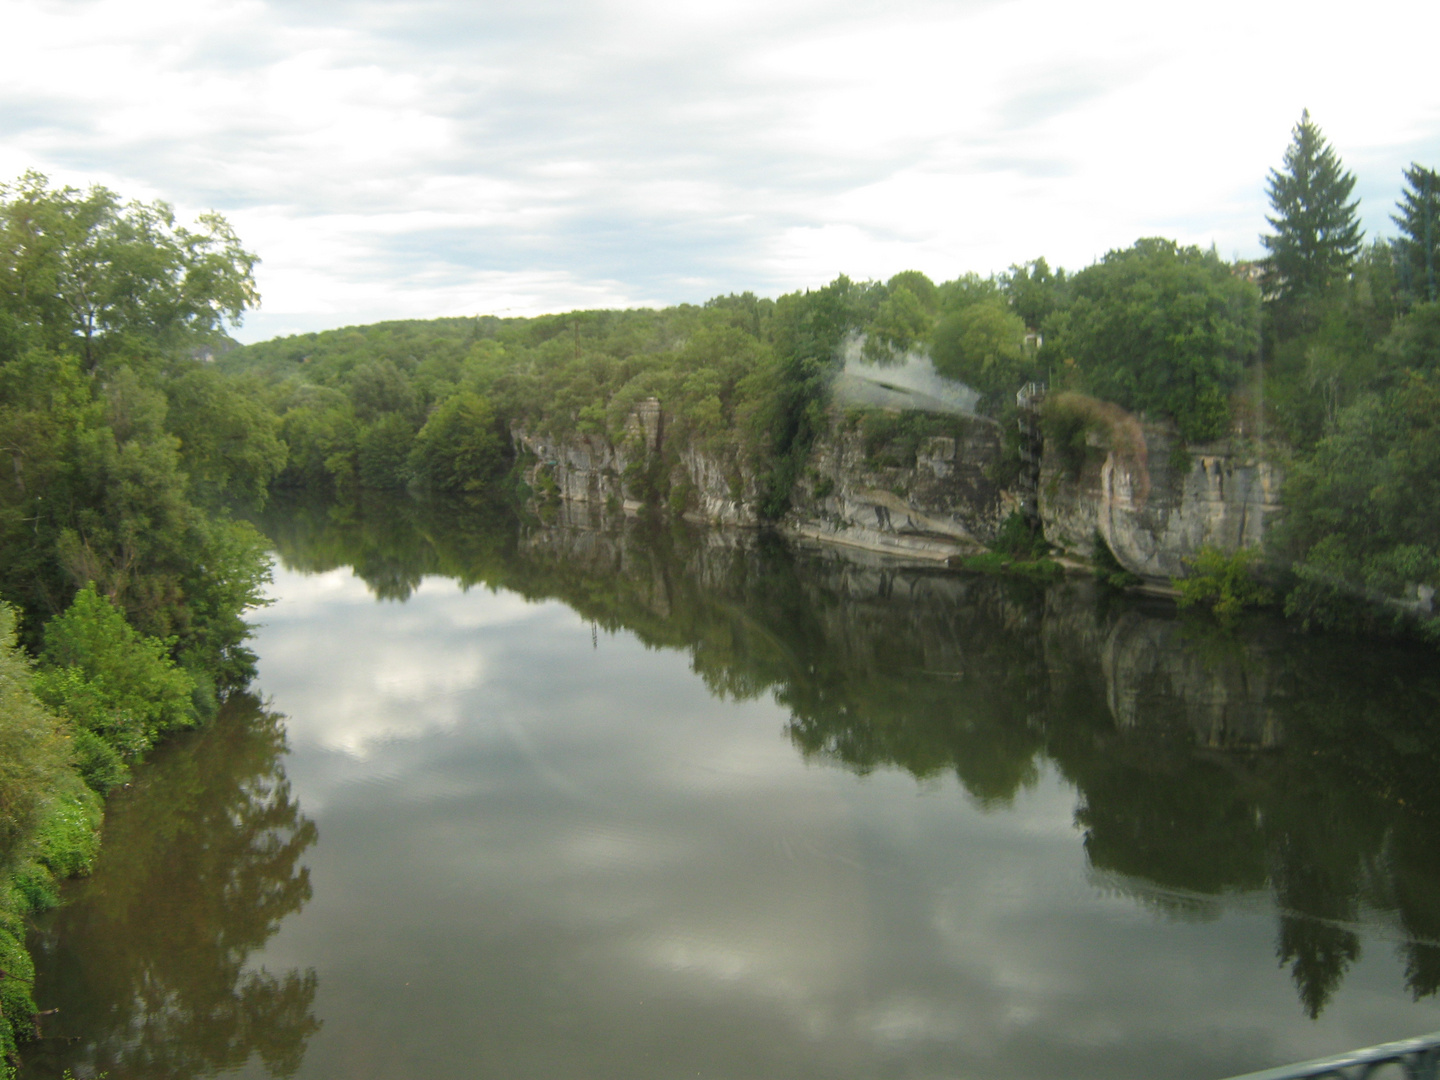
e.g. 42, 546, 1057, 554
1052, 239, 1259, 440
0, 171, 258, 368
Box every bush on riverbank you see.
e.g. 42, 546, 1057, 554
0, 605, 104, 1072
1175, 546, 1274, 624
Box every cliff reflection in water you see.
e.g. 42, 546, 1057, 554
27, 695, 320, 1080
263, 492, 1440, 1020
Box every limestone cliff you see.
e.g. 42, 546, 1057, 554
512, 397, 1284, 583
512, 398, 761, 527
782, 409, 1021, 561
1039, 423, 1283, 582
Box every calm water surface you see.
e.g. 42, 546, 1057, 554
24, 498, 1440, 1079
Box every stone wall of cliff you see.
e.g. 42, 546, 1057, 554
512, 397, 762, 527
1038, 422, 1283, 582
511, 397, 1284, 583
782, 409, 1020, 561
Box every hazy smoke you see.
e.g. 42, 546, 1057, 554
831, 335, 982, 417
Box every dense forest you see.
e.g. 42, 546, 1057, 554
0, 113, 1437, 1069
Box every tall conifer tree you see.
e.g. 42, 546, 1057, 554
1261, 111, 1363, 311
1393, 163, 1439, 305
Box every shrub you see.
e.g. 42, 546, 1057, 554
1174, 546, 1273, 623
34, 584, 196, 765
1092, 530, 1142, 589
0, 606, 73, 871
992, 512, 1048, 559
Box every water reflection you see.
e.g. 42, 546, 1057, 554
25, 695, 319, 1079
260, 492, 1440, 1021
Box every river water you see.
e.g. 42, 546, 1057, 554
23, 496, 1440, 1079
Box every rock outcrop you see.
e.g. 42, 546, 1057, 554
1039, 424, 1283, 582
512, 397, 1284, 582
782, 410, 1020, 561
513, 398, 761, 527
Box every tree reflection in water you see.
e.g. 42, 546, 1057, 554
259, 492, 1440, 1019
25, 694, 319, 1080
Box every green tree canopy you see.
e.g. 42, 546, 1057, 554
1002, 257, 1067, 330
863, 284, 932, 361
885, 270, 938, 313
34, 583, 196, 763
1054, 238, 1260, 440
1394, 163, 1440, 306
1280, 373, 1440, 642
930, 299, 1029, 399
408, 392, 507, 492
0, 171, 258, 368
1261, 112, 1363, 320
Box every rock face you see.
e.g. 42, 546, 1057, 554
1040, 424, 1284, 581
783, 410, 1021, 561
512, 398, 1284, 580
514, 427, 629, 508
513, 398, 761, 527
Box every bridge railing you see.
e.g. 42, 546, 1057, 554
1222, 1031, 1440, 1080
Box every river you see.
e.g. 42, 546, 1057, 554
22, 495, 1440, 1079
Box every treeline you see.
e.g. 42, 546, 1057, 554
218, 112, 1438, 643
0, 172, 281, 1069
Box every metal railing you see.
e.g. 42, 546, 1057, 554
1222, 1031, 1440, 1079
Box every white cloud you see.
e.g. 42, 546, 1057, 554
3, 0, 1437, 339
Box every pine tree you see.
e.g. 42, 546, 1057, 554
1261, 111, 1363, 310
1393, 163, 1440, 305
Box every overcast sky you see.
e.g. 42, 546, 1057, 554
3, 0, 1438, 342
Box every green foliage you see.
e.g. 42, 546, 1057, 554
1091, 530, 1142, 588
34, 584, 196, 762
1175, 546, 1273, 623
854, 409, 972, 470
863, 282, 933, 361
1381, 300, 1440, 378
409, 392, 507, 492
1278, 375, 1440, 640
930, 299, 1030, 400
753, 277, 874, 516
1002, 257, 1067, 330
0, 346, 272, 676
935, 272, 1004, 313
1040, 394, 1096, 479
0, 604, 104, 1071
992, 512, 1048, 559
1052, 238, 1259, 440
163, 364, 287, 508
0, 606, 74, 870
1037, 392, 1147, 480
1261, 112, 1364, 331
358, 412, 417, 489
0, 170, 258, 368
1263, 243, 1406, 447
1392, 163, 1439, 307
